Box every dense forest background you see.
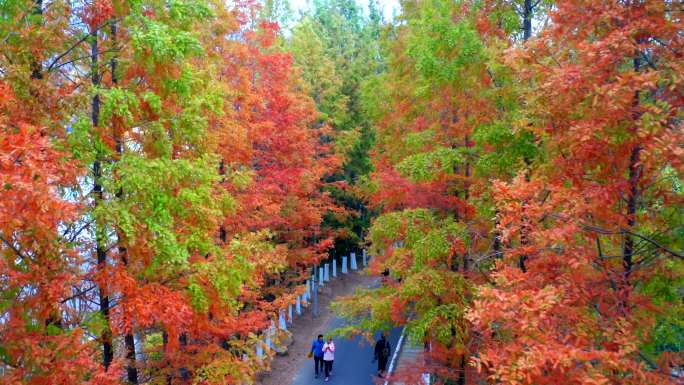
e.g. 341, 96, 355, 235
0, 0, 682, 384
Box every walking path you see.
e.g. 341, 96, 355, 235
256, 268, 374, 385
289, 318, 402, 385
256, 254, 411, 385
388, 338, 430, 385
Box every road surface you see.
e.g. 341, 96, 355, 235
290, 318, 402, 385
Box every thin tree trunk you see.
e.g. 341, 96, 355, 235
162, 331, 173, 385
518, 0, 534, 272
457, 353, 466, 385
108, 18, 139, 382
110, 18, 137, 378
216, 159, 229, 349
125, 334, 139, 384
492, 210, 502, 255
219, 159, 228, 243
463, 134, 470, 272
92, 26, 113, 369
519, 210, 530, 272
623, 145, 640, 281
463, 135, 470, 202
30, 0, 43, 80
523, 0, 532, 41
623, 54, 643, 299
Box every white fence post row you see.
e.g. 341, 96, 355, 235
256, 247, 371, 362
256, 247, 372, 362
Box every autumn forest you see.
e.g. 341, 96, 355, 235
0, 0, 683, 384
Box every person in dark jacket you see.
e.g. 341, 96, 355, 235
374, 332, 391, 378
310, 334, 325, 378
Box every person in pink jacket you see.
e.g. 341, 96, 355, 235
322, 336, 335, 381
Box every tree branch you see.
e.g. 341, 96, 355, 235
45, 18, 122, 73
549, 214, 684, 259
60, 285, 98, 304
45, 33, 92, 73
50, 49, 118, 72
0, 234, 27, 261
65, 219, 95, 243
623, 229, 683, 259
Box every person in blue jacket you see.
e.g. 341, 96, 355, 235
310, 334, 325, 378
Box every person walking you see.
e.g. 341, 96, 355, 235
322, 336, 335, 382
310, 334, 325, 378
374, 332, 391, 378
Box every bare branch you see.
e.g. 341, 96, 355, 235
60, 285, 98, 304
46, 18, 123, 73
50, 49, 118, 72
45, 33, 92, 73
65, 219, 95, 243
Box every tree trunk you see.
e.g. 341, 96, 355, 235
108, 19, 139, 382
623, 145, 640, 281
457, 353, 466, 385
91, 26, 114, 371
622, 54, 643, 300
523, 0, 532, 41
125, 334, 139, 384
517, 0, 535, 272
30, 0, 43, 80
492, 210, 502, 255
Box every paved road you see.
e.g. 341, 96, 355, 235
290, 318, 402, 385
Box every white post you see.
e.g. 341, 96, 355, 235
256, 342, 264, 358
312, 272, 319, 317
351, 252, 358, 270
278, 310, 287, 330
265, 331, 272, 350
288, 304, 293, 324
279, 310, 287, 330
342, 256, 348, 274
362, 249, 367, 266
319, 266, 325, 287
296, 295, 302, 315
324, 263, 330, 282
332, 258, 337, 277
